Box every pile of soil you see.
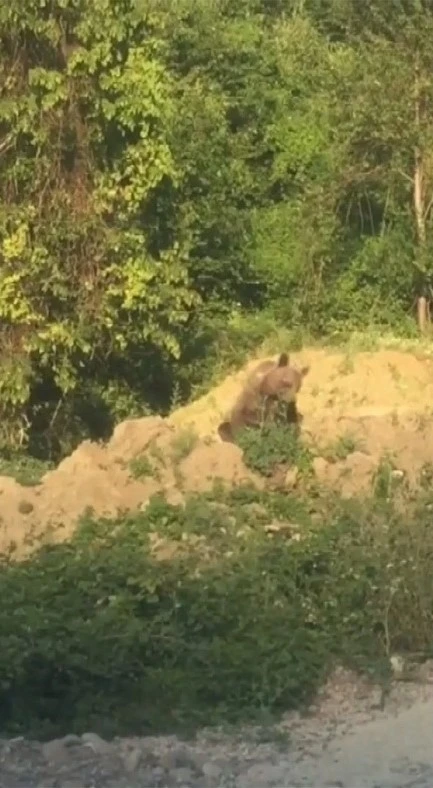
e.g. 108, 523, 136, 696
2, 347, 433, 556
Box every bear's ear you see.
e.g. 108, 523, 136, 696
277, 352, 289, 367
300, 365, 310, 378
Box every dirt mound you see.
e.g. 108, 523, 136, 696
170, 347, 433, 434
2, 346, 433, 556
171, 347, 433, 485
0, 413, 261, 557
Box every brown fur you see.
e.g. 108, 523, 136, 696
243, 352, 289, 391
217, 378, 264, 443
259, 364, 309, 400
259, 364, 309, 423
217, 353, 307, 442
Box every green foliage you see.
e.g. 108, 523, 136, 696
372, 454, 401, 500
0, 0, 198, 453
1, 0, 433, 454
2, 484, 433, 738
2, 0, 433, 745
0, 452, 52, 486
170, 426, 199, 463
238, 420, 314, 478
128, 455, 155, 480
319, 432, 359, 463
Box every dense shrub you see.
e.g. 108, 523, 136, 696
237, 419, 314, 477
1, 485, 432, 739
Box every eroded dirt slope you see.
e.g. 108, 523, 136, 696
2, 347, 433, 555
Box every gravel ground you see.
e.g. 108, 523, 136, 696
2, 669, 433, 787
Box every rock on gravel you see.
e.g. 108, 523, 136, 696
237, 761, 292, 788
42, 737, 76, 764
122, 746, 141, 773
171, 765, 194, 783
81, 731, 113, 756
202, 761, 224, 781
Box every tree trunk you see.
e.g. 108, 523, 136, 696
414, 150, 425, 246
417, 296, 428, 334
414, 54, 430, 333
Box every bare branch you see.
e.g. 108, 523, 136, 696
0, 135, 14, 156
395, 168, 414, 184
423, 193, 433, 221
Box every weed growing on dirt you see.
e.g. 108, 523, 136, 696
0, 452, 52, 486
337, 354, 355, 376
128, 455, 155, 479
420, 462, 433, 488
238, 421, 314, 478
171, 426, 199, 463
372, 454, 401, 500
322, 433, 360, 462
2, 482, 433, 740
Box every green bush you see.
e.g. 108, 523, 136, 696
237, 419, 314, 478
1, 484, 433, 740
0, 451, 52, 486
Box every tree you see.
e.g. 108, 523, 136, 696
0, 0, 198, 451
307, 0, 433, 329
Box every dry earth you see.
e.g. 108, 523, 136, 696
2, 346, 433, 786
3, 347, 433, 555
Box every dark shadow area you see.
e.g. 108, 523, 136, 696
20, 315, 268, 466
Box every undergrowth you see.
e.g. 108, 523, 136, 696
0, 452, 52, 486
237, 413, 314, 478
128, 455, 155, 480
1, 482, 433, 740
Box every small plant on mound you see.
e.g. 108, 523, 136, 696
170, 426, 199, 463
321, 433, 360, 463
420, 462, 433, 488
128, 455, 155, 480
237, 421, 314, 478
372, 453, 404, 500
